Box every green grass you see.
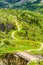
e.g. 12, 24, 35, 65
0, 40, 40, 55
29, 49, 43, 56
27, 61, 43, 65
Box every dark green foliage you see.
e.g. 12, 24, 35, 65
0, 0, 43, 14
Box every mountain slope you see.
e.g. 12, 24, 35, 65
0, 9, 43, 53
0, 8, 43, 41
0, 0, 43, 13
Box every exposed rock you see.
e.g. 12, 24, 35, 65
0, 59, 8, 65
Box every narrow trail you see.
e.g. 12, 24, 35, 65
15, 52, 39, 61
38, 43, 43, 51
11, 31, 18, 40
14, 18, 20, 31
11, 15, 20, 39
0, 39, 5, 46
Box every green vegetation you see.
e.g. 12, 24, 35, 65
0, 8, 43, 55
0, 0, 43, 14
27, 61, 43, 65
0, 1, 43, 64
29, 49, 43, 56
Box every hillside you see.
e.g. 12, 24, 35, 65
0, 0, 43, 13
0, 8, 43, 54
0, 8, 43, 65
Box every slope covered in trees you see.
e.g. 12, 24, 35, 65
0, 0, 43, 14
0, 8, 43, 55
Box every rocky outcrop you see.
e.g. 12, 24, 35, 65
0, 59, 8, 65
0, 53, 27, 65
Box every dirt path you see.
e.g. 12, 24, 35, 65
11, 15, 20, 39
15, 52, 39, 61
14, 17, 20, 31
38, 43, 43, 51
11, 31, 18, 40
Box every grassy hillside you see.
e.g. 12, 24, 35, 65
0, 8, 43, 55
0, 0, 43, 14
27, 60, 43, 65
0, 9, 43, 41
